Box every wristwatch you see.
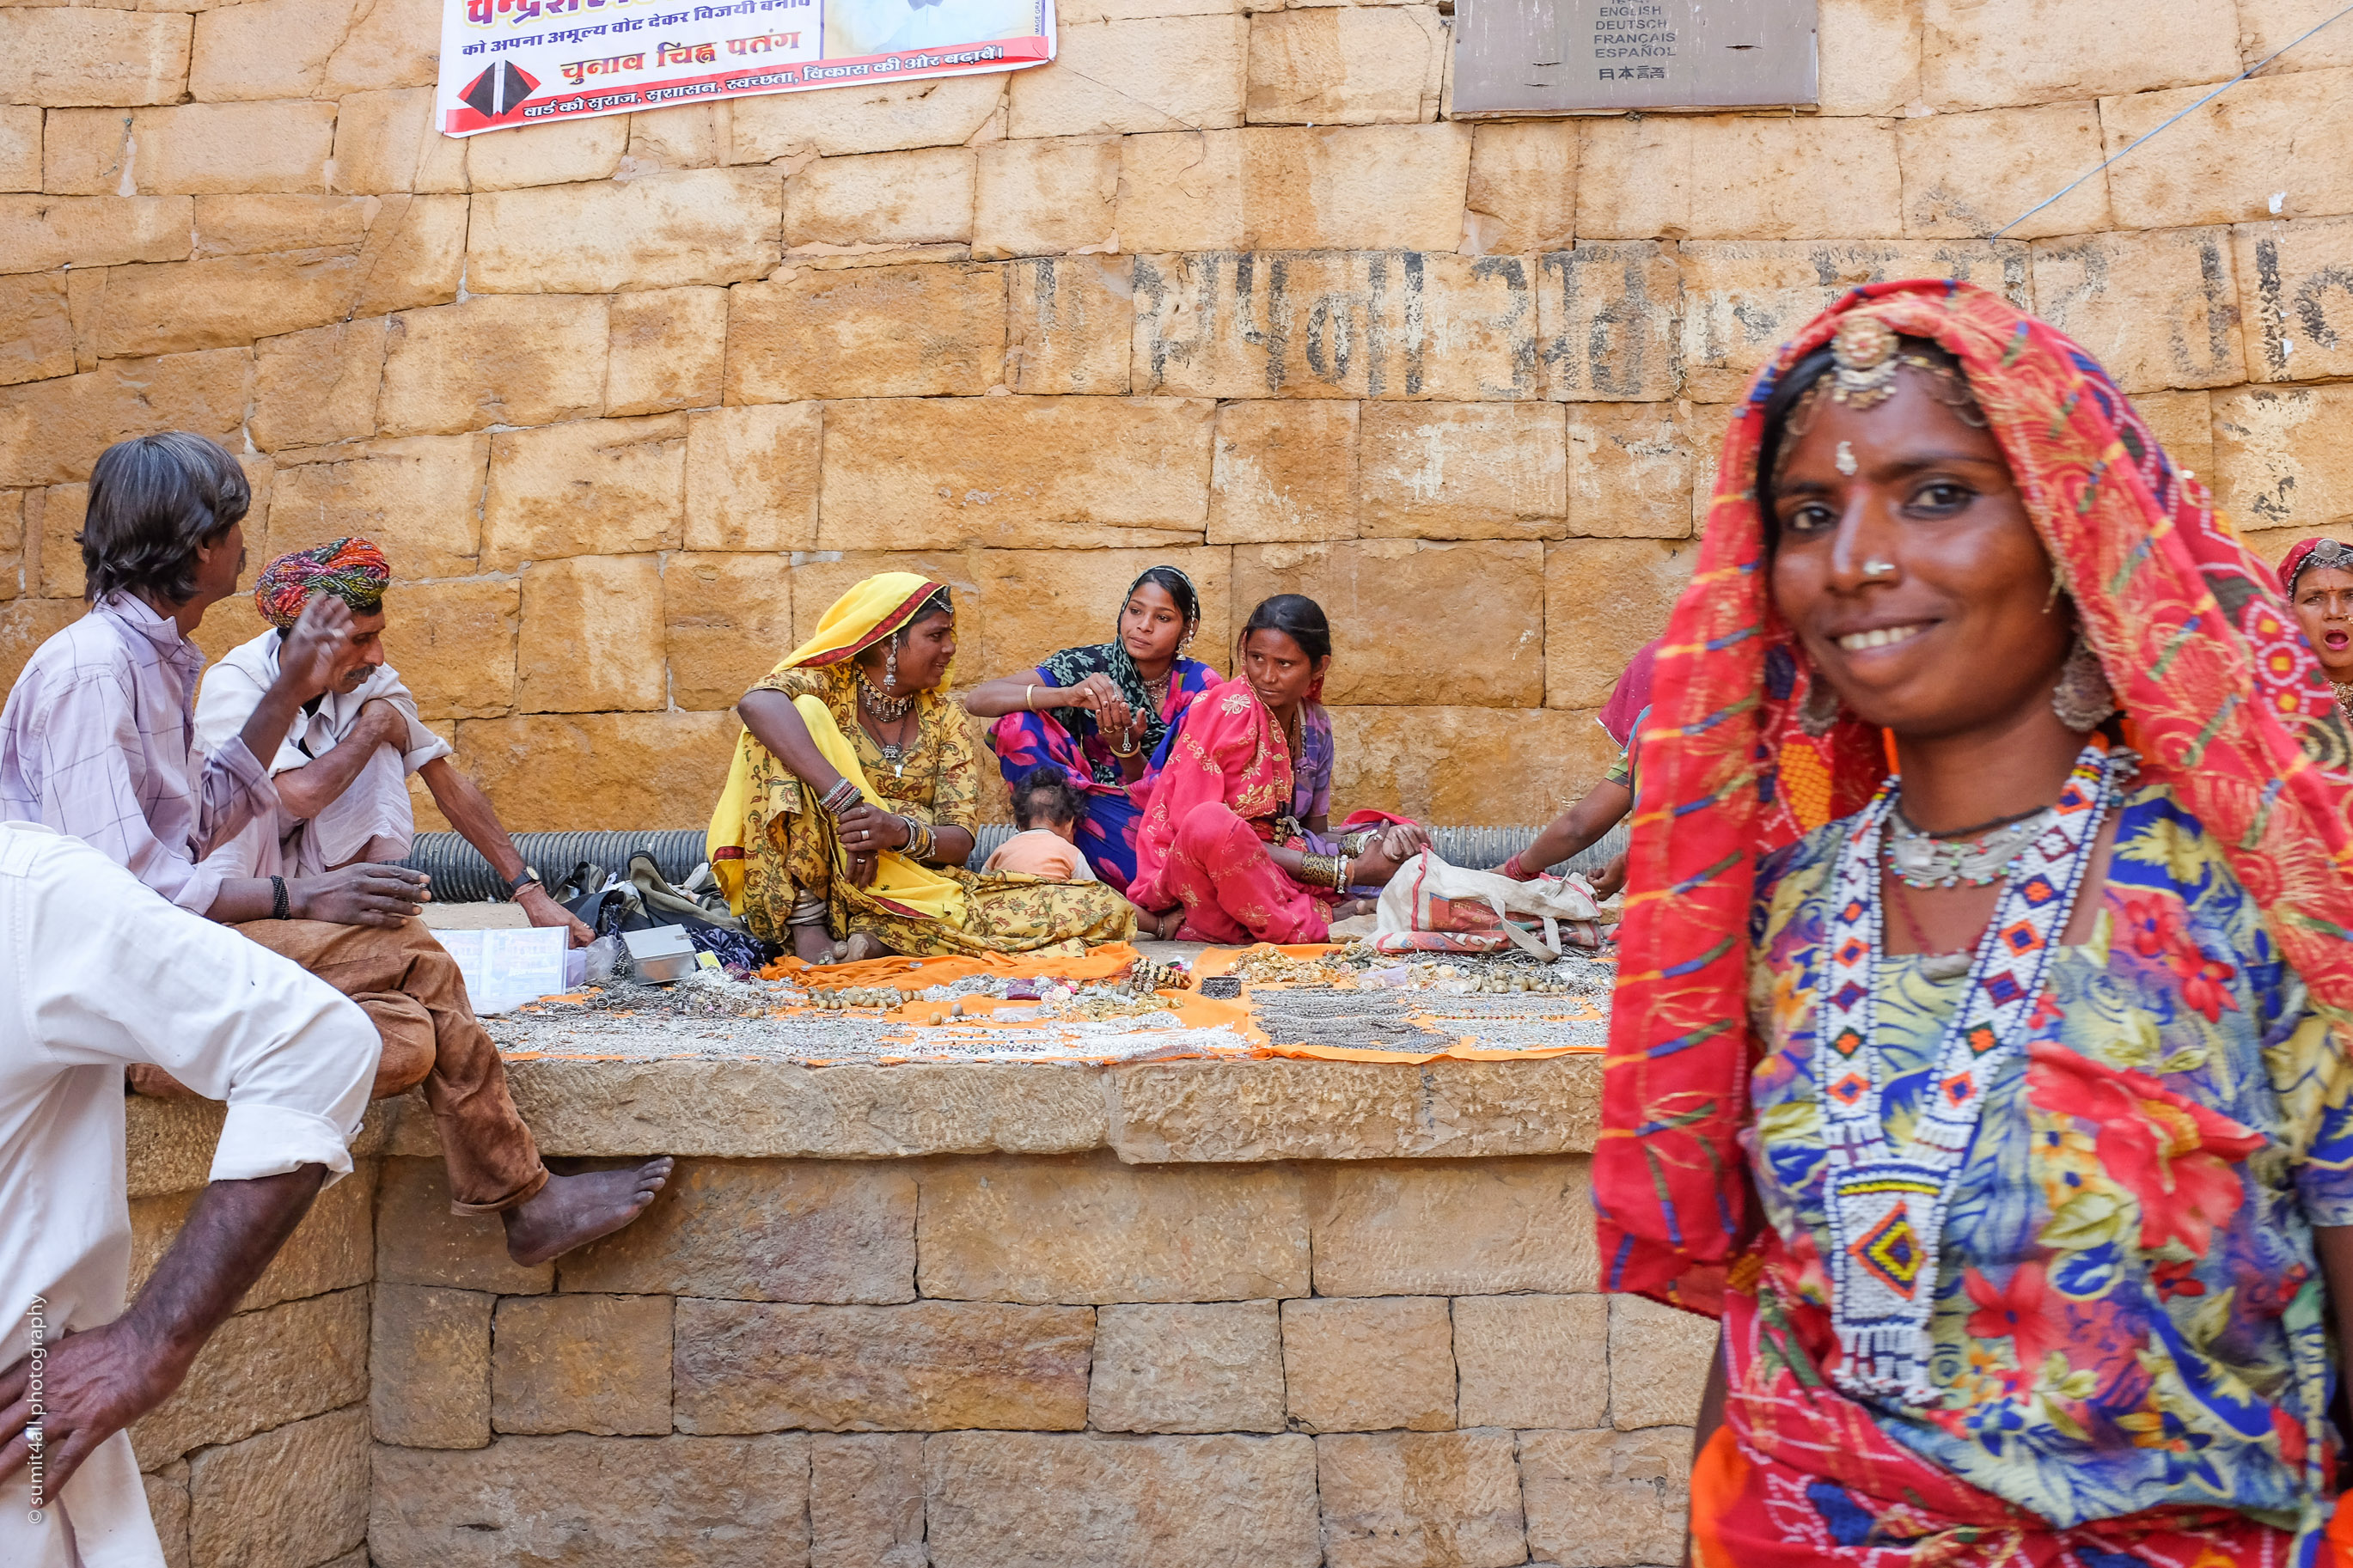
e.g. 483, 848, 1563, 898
501, 865, 543, 902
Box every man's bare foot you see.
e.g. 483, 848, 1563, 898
1329, 897, 1378, 920
502, 1158, 674, 1267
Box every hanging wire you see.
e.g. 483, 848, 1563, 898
1989, 0, 2353, 240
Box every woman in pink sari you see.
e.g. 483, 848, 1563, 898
1127, 595, 1427, 943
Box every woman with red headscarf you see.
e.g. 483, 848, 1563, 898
1598, 281, 2353, 1565
2280, 537, 2353, 721
1127, 594, 1427, 943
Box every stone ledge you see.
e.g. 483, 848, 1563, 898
127, 1055, 1600, 1191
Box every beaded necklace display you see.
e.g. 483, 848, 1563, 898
1816, 740, 2125, 1403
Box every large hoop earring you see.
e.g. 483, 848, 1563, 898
2051, 637, 2117, 731
1798, 670, 1843, 737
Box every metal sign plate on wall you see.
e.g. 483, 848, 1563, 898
1454, 0, 1817, 115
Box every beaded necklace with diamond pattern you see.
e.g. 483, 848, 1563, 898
1813, 740, 2126, 1404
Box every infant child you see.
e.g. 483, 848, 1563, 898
984, 766, 1099, 882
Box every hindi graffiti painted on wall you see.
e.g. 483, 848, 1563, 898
437, 0, 1055, 135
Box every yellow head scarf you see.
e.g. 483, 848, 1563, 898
774, 572, 949, 671
706, 574, 959, 916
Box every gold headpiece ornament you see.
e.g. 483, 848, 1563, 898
1772, 311, 1991, 475
1828, 314, 1904, 408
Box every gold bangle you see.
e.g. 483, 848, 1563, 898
1025, 683, 1036, 711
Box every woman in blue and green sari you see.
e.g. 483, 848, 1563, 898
966, 566, 1219, 893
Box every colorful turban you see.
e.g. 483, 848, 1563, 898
2277, 535, 2353, 597
253, 537, 390, 628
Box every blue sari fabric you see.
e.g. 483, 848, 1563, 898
989, 655, 1219, 891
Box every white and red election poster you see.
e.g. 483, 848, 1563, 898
437, 0, 1054, 135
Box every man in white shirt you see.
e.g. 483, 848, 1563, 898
0, 822, 378, 1568
193, 537, 590, 946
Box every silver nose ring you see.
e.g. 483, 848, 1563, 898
1861, 558, 1896, 578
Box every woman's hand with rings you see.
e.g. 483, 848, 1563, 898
837, 803, 909, 856
1060, 674, 1123, 713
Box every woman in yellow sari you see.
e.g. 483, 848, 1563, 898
708, 573, 1135, 962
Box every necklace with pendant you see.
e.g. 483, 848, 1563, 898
862, 699, 917, 778
1882, 873, 1977, 981
1883, 805, 2057, 888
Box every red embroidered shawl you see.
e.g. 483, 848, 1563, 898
1128, 676, 1294, 912
1598, 279, 2353, 1314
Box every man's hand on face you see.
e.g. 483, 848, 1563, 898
275, 596, 358, 703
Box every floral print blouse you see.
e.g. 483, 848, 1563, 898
754, 663, 981, 831
1745, 778, 2353, 1531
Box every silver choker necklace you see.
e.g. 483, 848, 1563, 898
1883, 806, 2057, 889
858, 673, 914, 722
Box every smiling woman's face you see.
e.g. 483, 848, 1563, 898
1768, 369, 2073, 741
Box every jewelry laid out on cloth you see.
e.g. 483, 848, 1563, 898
1816, 740, 2130, 1403
1883, 804, 2059, 888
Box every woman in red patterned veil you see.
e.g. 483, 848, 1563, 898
1596, 280, 2353, 1565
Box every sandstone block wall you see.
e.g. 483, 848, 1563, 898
5, 0, 2350, 833
121, 1068, 1719, 1568
374, 1150, 1711, 1568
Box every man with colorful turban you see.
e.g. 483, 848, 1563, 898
1, 437, 670, 1280
198, 539, 587, 950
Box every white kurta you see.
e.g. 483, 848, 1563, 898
0, 823, 377, 1568
192, 631, 452, 880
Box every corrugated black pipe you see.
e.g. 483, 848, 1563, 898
398, 824, 1631, 904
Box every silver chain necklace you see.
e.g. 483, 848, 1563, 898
858, 672, 913, 723
858, 686, 918, 778
1883, 806, 2057, 889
